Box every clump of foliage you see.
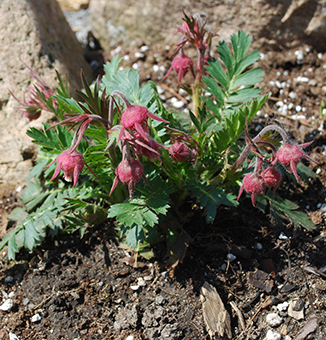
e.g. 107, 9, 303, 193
2, 11, 316, 261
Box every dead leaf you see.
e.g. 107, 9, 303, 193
200, 281, 232, 339
247, 269, 274, 293
294, 318, 318, 340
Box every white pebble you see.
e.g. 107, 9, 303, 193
316, 168, 321, 175
159, 65, 166, 72
264, 330, 281, 340
125, 336, 134, 340
269, 80, 275, 86
130, 285, 140, 291
295, 105, 302, 112
294, 50, 304, 61
0, 298, 14, 311
283, 70, 289, 76
153, 65, 159, 72
279, 232, 288, 240
140, 45, 149, 52
31, 313, 42, 323
305, 47, 310, 53
9, 333, 19, 340
289, 91, 297, 99
256, 243, 263, 250
266, 312, 283, 327
318, 53, 323, 59
172, 100, 185, 109
288, 103, 294, 110
134, 52, 145, 58
137, 277, 146, 287
276, 101, 284, 107
132, 63, 139, 70
226, 253, 236, 262
8, 292, 15, 298
123, 55, 130, 61
277, 301, 289, 312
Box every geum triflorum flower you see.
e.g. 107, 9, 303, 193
9, 62, 57, 121
44, 149, 97, 186
118, 104, 168, 143
110, 158, 146, 200
163, 51, 195, 84
276, 141, 317, 181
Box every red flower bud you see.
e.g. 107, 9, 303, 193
169, 142, 194, 162
263, 167, 282, 193
110, 158, 144, 200
238, 172, 265, 207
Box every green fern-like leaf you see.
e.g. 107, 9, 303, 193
186, 181, 238, 223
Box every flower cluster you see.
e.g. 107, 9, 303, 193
9, 63, 57, 121
164, 11, 218, 86
237, 125, 317, 206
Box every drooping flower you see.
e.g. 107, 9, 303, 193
118, 104, 168, 143
44, 149, 96, 186
238, 172, 265, 207
110, 158, 145, 200
263, 167, 282, 193
9, 62, 57, 121
276, 141, 317, 181
163, 51, 195, 84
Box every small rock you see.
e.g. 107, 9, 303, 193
4, 276, 14, 283
226, 253, 237, 262
288, 298, 304, 320
9, 332, 19, 340
266, 313, 283, 327
31, 313, 42, 323
130, 284, 140, 291
23, 298, 30, 306
279, 232, 288, 240
277, 301, 289, 312
256, 242, 263, 250
125, 336, 134, 340
8, 292, 15, 298
137, 277, 146, 287
264, 329, 281, 340
140, 45, 149, 52
0, 298, 14, 312
155, 295, 165, 305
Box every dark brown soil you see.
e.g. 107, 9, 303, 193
1, 20, 326, 340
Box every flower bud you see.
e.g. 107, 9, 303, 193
116, 159, 143, 185
241, 172, 265, 206
169, 142, 192, 162
263, 167, 282, 193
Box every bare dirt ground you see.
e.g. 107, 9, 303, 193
1, 19, 326, 340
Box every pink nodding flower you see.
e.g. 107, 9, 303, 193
118, 104, 168, 143
44, 149, 96, 186
164, 51, 195, 84
276, 141, 317, 181
9, 62, 57, 121
263, 167, 282, 193
238, 172, 265, 207
169, 142, 195, 162
110, 158, 145, 200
